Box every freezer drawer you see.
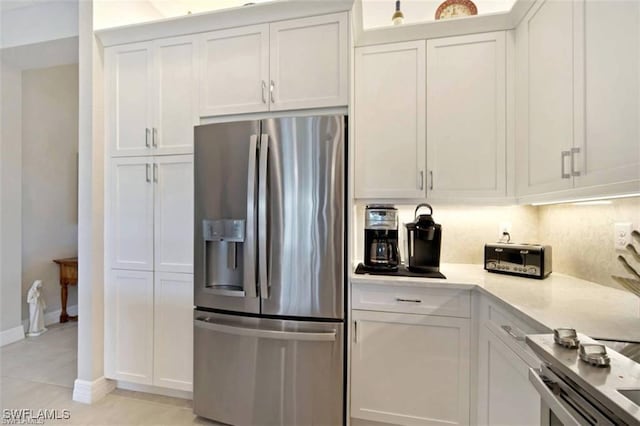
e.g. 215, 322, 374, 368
193, 311, 344, 426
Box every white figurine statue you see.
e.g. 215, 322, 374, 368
27, 280, 47, 336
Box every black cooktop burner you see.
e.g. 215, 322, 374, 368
355, 263, 446, 279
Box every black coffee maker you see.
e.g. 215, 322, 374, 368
405, 203, 442, 273
364, 205, 400, 271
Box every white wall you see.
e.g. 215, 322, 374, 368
360, 0, 517, 29
0, 1, 79, 49
21, 64, 79, 322
0, 58, 23, 333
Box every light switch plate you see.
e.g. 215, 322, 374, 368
614, 222, 632, 250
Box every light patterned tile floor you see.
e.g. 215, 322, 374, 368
1, 322, 217, 425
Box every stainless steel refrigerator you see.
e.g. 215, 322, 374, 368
193, 115, 346, 425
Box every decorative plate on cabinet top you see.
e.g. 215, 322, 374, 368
435, 0, 478, 20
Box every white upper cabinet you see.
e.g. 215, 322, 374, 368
108, 155, 193, 273
269, 13, 348, 111
199, 24, 270, 116
516, 0, 639, 200
153, 36, 198, 155
107, 36, 197, 157
516, 0, 575, 196
106, 43, 153, 157
426, 32, 507, 201
354, 41, 426, 199
197, 13, 347, 117
576, 0, 640, 188
109, 157, 155, 271
154, 155, 194, 274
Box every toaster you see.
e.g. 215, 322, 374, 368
484, 243, 552, 279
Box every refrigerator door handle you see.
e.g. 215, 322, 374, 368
194, 319, 336, 342
258, 133, 269, 299
244, 134, 259, 298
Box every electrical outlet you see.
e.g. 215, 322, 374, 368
498, 222, 512, 240
614, 222, 632, 250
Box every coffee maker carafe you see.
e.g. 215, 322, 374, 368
364, 205, 400, 271
405, 203, 442, 273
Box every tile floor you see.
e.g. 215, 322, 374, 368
1, 322, 215, 425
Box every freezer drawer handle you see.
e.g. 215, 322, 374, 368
194, 319, 336, 342
396, 298, 422, 303
204, 287, 246, 297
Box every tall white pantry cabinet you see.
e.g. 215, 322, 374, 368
104, 36, 196, 392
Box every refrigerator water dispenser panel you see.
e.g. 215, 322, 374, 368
203, 219, 246, 295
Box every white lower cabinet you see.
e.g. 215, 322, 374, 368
476, 325, 540, 426
351, 310, 470, 426
105, 270, 193, 391
153, 272, 194, 391
105, 269, 154, 385
476, 296, 545, 426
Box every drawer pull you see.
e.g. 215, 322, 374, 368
501, 325, 526, 342
396, 298, 422, 303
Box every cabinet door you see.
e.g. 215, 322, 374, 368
354, 41, 426, 199
154, 155, 193, 274
427, 32, 507, 201
576, 0, 640, 188
351, 310, 470, 426
153, 272, 194, 391
106, 42, 153, 157
153, 35, 198, 155
105, 269, 154, 385
199, 25, 269, 116
269, 13, 348, 111
109, 158, 154, 271
477, 325, 540, 426
516, 0, 575, 195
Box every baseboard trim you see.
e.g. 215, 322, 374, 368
72, 376, 116, 404
115, 380, 193, 400
0, 325, 26, 347
21, 304, 78, 332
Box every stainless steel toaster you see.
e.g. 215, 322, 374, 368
484, 243, 552, 279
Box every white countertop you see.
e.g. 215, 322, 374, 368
351, 263, 640, 342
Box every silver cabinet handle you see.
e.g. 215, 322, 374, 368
429, 170, 434, 190
258, 134, 269, 299
270, 80, 275, 103
153, 163, 158, 183
145, 128, 150, 148
194, 319, 336, 342
561, 151, 571, 179
261, 80, 267, 104
145, 163, 151, 182
419, 170, 424, 190
152, 127, 157, 148
353, 320, 358, 343
570, 147, 580, 177
244, 135, 259, 298
396, 298, 422, 303
501, 325, 526, 342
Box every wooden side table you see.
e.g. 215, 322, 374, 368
53, 257, 78, 323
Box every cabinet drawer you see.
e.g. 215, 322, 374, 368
480, 296, 549, 368
352, 283, 471, 318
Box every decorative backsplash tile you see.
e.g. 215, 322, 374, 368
538, 197, 640, 290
